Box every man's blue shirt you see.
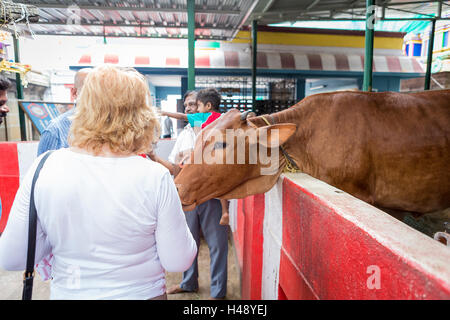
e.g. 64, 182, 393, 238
37, 108, 74, 156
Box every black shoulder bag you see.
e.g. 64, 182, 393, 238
22, 151, 54, 300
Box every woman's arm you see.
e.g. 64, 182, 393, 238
146, 151, 182, 177
161, 111, 188, 121
154, 172, 197, 272
0, 156, 52, 270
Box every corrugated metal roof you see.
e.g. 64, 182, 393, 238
9, 0, 450, 40
16, 0, 257, 40
250, 0, 449, 24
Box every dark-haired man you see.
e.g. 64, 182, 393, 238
161, 87, 222, 129
149, 90, 229, 300
160, 87, 230, 225
150, 90, 198, 176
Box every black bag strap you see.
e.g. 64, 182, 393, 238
22, 150, 54, 300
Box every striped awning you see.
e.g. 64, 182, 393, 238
76, 51, 425, 74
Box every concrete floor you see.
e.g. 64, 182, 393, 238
0, 236, 241, 300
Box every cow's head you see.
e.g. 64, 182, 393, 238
174, 109, 296, 210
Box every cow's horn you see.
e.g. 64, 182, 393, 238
240, 111, 250, 121
241, 111, 256, 121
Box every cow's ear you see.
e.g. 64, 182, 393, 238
257, 123, 297, 148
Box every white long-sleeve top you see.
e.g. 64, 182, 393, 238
0, 148, 197, 300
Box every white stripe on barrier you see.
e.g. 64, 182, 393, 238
229, 199, 238, 233
261, 178, 283, 300
17, 142, 39, 183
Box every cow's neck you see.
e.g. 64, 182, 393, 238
250, 101, 304, 129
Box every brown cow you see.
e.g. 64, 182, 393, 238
174, 90, 450, 215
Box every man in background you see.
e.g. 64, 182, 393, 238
150, 90, 229, 300
37, 68, 91, 155
161, 115, 173, 139
151, 90, 198, 175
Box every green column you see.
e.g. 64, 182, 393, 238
363, 0, 375, 92
187, 0, 195, 91
13, 35, 26, 141
296, 78, 306, 101
424, 19, 436, 90
251, 20, 258, 111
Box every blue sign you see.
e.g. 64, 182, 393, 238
19, 101, 74, 134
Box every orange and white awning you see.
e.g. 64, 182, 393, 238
76, 50, 425, 74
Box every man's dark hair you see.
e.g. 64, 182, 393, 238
183, 90, 197, 103
0, 74, 11, 92
196, 88, 222, 112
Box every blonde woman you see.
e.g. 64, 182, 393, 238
0, 65, 197, 300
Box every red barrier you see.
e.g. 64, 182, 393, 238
0, 143, 20, 233
230, 173, 450, 300
0, 142, 39, 233
231, 194, 266, 300
241, 194, 264, 300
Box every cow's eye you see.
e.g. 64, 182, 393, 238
213, 142, 227, 149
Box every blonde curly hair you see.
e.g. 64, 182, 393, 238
69, 65, 160, 155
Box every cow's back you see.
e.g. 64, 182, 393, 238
283, 90, 450, 213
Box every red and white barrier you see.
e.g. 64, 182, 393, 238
0, 142, 39, 233
230, 173, 450, 300
3, 142, 449, 299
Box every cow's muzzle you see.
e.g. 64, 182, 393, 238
182, 203, 197, 212
176, 183, 197, 211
